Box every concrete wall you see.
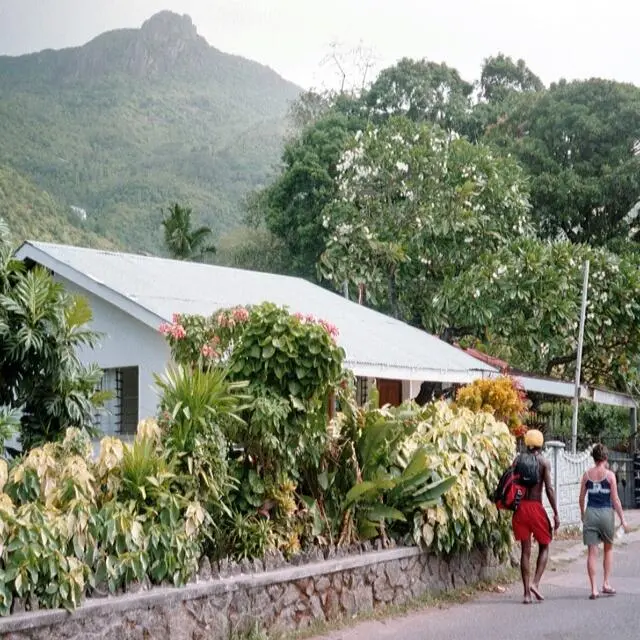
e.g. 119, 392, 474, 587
54, 275, 170, 423
0, 545, 506, 640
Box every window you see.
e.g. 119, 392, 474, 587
96, 367, 139, 437
356, 377, 369, 406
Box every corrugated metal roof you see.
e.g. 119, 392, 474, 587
17, 241, 496, 383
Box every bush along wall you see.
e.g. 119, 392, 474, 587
0, 303, 516, 617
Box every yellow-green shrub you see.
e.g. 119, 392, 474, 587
455, 376, 529, 437
403, 401, 515, 560
0, 425, 208, 615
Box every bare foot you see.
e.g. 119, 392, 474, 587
523, 591, 532, 604
530, 584, 544, 601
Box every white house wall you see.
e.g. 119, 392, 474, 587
54, 275, 170, 423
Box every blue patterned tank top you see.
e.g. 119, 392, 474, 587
586, 473, 612, 509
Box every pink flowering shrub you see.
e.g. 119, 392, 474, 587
159, 302, 345, 409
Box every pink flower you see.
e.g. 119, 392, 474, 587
216, 313, 228, 328
305, 314, 316, 323
233, 307, 250, 322
159, 322, 172, 335
172, 313, 182, 324
319, 319, 339, 338
170, 324, 186, 339
201, 344, 214, 358
293, 312, 304, 321
211, 335, 221, 346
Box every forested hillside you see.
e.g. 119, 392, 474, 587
0, 165, 115, 248
0, 11, 300, 252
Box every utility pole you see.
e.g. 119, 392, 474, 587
571, 260, 590, 454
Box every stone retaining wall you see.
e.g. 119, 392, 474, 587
0, 546, 506, 640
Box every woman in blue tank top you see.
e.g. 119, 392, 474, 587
578, 444, 629, 599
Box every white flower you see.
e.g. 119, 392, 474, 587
396, 161, 409, 173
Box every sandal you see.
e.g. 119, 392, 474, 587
601, 586, 616, 595
589, 593, 599, 600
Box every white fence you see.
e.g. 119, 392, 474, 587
542, 441, 593, 528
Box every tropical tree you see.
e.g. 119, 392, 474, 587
319, 116, 532, 322
0, 220, 107, 450
258, 113, 364, 278
485, 79, 640, 245
161, 203, 216, 261
364, 58, 474, 132
438, 238, 640, 390
479, 53, 544, 104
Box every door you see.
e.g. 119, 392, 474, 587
376, 379, 403, 407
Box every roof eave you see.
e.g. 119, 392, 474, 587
15, 241, 165, 330
347, 361, 496, 384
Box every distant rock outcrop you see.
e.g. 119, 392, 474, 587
0, 12, 301, 253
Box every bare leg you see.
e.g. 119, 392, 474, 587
603, 542, 614, 591
587, 545, 599, 597
520, 539, 532, 603
531, 543, 549, 601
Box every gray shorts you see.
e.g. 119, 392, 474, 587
583, 507, 615, 546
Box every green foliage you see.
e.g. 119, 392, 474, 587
161, 203, 216, 261
217, 510, 275, 561
0, 165, 116, 248
340, 423, 456, 543
258, 113, 363, 278
479, 53, 543, 104
538, 401, 631, 451
215, 226, 291, 274
403, 402, 515, 560
155, 365, 247, 501
0, 13, 300, 254
441, 239, 640, 389
0, 427, 208, 615
304, 400, 455, 547
160, 302, 348, 559
320, 116, 531, 321
364, 58, 474, 131
162, 303, 345, 477
118, 436, 174, 507
0, 225, 106, 450
485, 78, 640, 245
261, 57, 640, 391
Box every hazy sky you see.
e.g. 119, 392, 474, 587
0, 0, 638, 90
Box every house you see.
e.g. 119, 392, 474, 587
15, 242, 497, 438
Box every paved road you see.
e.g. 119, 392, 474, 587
312, 536, 640, 640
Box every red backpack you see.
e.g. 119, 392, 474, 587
491, 465, 525, 511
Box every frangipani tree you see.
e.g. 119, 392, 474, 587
441, 239, 640, 390
320, 116, 532, 324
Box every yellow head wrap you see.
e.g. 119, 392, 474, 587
524, 429, 544, 449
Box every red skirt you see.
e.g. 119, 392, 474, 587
512, 500, 552, 545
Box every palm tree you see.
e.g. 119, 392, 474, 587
161, 203, 216, 261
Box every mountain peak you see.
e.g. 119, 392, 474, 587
140, 11, 199, 42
